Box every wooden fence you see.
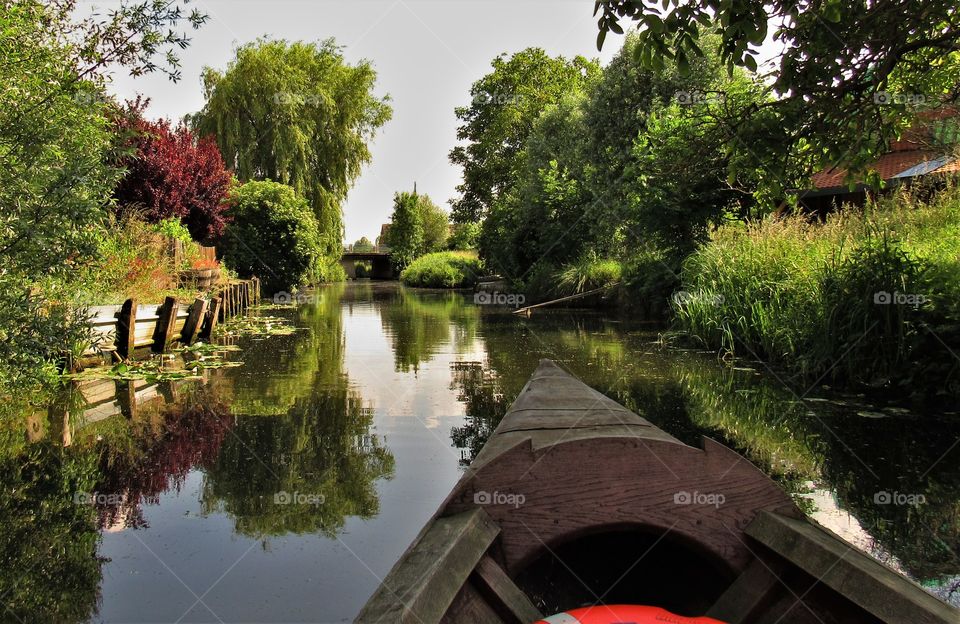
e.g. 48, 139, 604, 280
83, 277, 260, 363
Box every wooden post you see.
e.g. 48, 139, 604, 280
217, 287, 226, 322
200, 297, 222, 340
115, 298, 137, 360
117, 381, 137, 420
181, 298, 208, 345
152, 296, 178, 353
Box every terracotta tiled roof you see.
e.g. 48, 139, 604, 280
811, 150, 954, 189
809, 107, 959, 190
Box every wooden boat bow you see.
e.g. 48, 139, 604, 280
356, 360, 957, 624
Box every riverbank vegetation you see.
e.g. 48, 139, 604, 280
382, 189, 451, 271
0, 1, 389, 395
675, 186, 960, 397
450, 6, 960, 399
219, 181, 322, 295
463, 34, 764, 302
400, 251, 483, 289
190, 38, 392, 282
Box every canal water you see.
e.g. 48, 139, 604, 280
2, 282, 957, 622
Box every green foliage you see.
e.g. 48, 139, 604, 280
675, 186, 960, 398
447, 222, 481, 251
351, 236, 375, 252
620, 244, 682, 318
478, 34, 756, 290
450, 48, 600, 223
151, 217, 194, 244
220, 181, 321, 295
556, 254, 622, 296
384, 190, 448, 269
399, 251, 483, 289
627, 62, 765, 253
594, 0, 960, 203
0, 440, 102, 621
191, 38, 392, 272
0, 4, 118, 388
418, 194, 450, 253
481, 92, 593, 279
79, 215, 179, 304
0, 0, 206, 391
385, 191, 424, 271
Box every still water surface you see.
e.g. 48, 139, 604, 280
3, 282, 958, 622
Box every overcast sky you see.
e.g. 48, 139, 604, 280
92, 0, 621, 243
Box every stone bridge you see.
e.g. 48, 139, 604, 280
340, 249, 394, 279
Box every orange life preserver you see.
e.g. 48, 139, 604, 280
534, 605, 726, 624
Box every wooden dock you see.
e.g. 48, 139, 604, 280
81, 277, 260, 365
356, 360, 957, 624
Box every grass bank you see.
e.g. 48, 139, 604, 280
673, 185, 960, 400
400, 251, 483, 288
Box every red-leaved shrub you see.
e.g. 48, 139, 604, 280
113, 99, 233, 242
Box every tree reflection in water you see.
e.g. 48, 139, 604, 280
201, 282, 395, 537
0, 401, 102, 622
379, 287, 479, 374
201, 386, 394, 537
0, 282, 397, 620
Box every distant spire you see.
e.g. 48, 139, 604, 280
413, 181, 417, 195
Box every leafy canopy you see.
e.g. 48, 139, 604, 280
0, 0, 205, 391
220, 181, 321, 295
114, 98, 233, 242
594, 0, 960, 199
418, 194, 450, 253
449, 48, 601, 223
480, 33, 760, 281
385, 191, 425, 271
191, 38, 392, 278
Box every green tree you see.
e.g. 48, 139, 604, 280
191, 38, 392, 281
384, 191, 424, 271
352, 236, 375, 252
480, 33, 757, 283
593, 1, 960, 202
220, 181, 321, 295
0, 0, 205, 391
481, 92, 592, 279
447, 222, 481, 251
449, 48, 600, 223
580, 33, 725, 245
417, 194, 450, 253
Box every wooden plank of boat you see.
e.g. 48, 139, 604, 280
356, 360, 958, 624
743, 511, 956, 624
355, 508, 500, 623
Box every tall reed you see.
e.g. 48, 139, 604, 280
674, 184, 960, 398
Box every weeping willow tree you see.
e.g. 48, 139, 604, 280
191, 38, 392, 280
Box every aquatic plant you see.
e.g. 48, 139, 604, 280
674, 185, 960, 399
